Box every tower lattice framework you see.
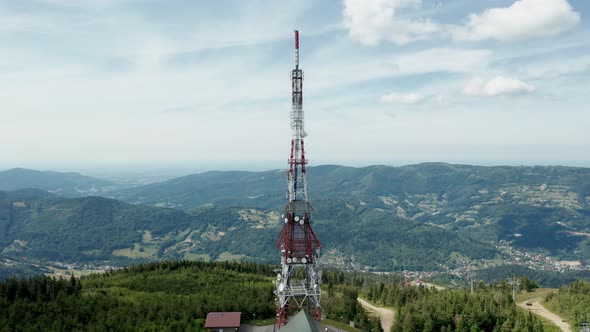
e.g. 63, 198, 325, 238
274, 30, 322, 330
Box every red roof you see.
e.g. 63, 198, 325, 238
204, 312, 241, 328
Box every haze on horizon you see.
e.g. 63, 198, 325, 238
1, 0, 589, 170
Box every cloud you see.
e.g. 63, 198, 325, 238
462, 76, 535, 97
452, 0, 580, 42
389, 48, 491, 74
380, 92, 424, 104
343, 0, 580, 45
343, 0, 440, 45
379, 93, 451, 106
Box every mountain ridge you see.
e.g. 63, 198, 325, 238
0, 168, 115, 196
2, 163, 590, 277
0, 187, 496, 273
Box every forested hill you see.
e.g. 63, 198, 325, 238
0, 189, 494, 273
0, 261, 385, 331
545, 280, 590, 326
3, 163, 590, 276
110, 163, 590, 210
109, 163, 590, 263
0, 261, 277, 331
0, 260, 553, 331
0, 168, 114, 196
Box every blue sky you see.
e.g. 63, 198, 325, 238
0, 0, 589, 170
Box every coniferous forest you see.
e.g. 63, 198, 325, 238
3, 260, 590, 331
390, 287, 544, 332
365, 276, 546, 332
0, 261, 275, 331
0, 261, 381, 331
545, 280, 590, 327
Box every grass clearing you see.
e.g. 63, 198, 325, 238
183, 253, 211, 261
200, 231, 221, 241
216, 251, 246, 261
141, 231, 153, 243
112, 243, 158, 259
516, 288, 557, 303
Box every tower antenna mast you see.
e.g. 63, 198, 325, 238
274, 30, 322, 330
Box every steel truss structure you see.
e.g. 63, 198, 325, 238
274, 30, 322, 330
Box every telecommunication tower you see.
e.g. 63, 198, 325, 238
274, 30, 322, 330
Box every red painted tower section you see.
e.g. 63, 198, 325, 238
274, 30, 322, 330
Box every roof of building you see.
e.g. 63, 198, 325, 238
204, 312, 241, 328
278, 310, 320, 332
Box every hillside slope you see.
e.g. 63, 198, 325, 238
0, 261, 276, 330
110, 163, 590, 261
0, 168, 114, 196
0, 189, 495, 272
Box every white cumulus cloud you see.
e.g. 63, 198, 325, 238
462, 76, 535, 97
343, 0, 440, 45
380, 92, 425, 104
452, 0, 580, 42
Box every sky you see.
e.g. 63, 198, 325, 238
1, 0, 589, 171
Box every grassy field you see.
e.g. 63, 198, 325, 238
216, 251, 247, 261
141, 230, 153, 243
183, 253, 211, 261
516, 288, 557, 303
112, 243, 158, 258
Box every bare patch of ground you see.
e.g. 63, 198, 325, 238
358, 298, 395, 332
518, 299, 571, 332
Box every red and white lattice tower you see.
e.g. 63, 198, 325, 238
274, 30, 322, 330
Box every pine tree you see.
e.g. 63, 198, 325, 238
423, 318, 434, 332
402, 312, 415, 332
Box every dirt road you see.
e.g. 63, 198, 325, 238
518, 299, 571, 332
358, 298, 395, 332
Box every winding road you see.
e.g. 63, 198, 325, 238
517, 299, 571, 332
358, 298, 395, 332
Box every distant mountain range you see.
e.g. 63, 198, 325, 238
1, 163, 590, 277
0, 168, 115, 196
